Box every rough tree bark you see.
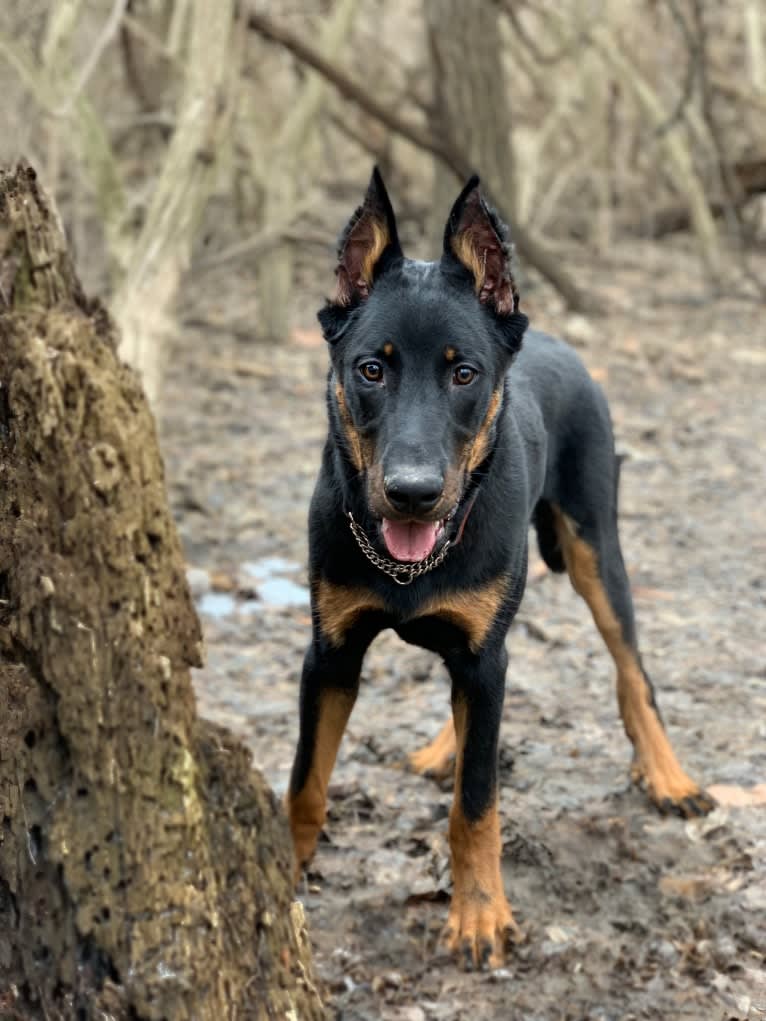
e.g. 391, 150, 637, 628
0, 165, 324, 1021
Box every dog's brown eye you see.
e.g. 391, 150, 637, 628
453, 365, 477, 386
360, 361, 383, 383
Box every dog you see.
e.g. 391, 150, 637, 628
285, 168, 715, 970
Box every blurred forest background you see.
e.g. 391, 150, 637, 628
2, 4, 766, 1018
0, 0, 764, 402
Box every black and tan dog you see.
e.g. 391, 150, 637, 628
286, 169, 714, 969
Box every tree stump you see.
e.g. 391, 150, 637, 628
0, 164, 324, 1021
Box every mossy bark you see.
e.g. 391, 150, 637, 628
0, 164, 324, 1021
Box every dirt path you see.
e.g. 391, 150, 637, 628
162, 239, 766, 1021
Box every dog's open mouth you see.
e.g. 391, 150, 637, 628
381, 511, 454, 563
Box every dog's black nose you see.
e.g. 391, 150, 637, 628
384, 470, 444, 515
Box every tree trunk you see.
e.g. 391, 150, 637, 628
112, 0, 235, 406
0, 164, 324, 1021
247, 8, 597, 312
254, 0, 357, 343
426, 0, 516, 243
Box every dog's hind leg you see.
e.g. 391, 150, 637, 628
410, 716, 456, 778
551, 505, 715, 817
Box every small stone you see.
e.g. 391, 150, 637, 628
545, 925, 572, 944
651, 939, 678, 967
186, 567, 210, 598
712, 935, 737, 968
564, 314, 597, 346
210, 570, 236, 593
395, 1009, 425, 1021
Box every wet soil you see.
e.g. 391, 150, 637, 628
162, 239, 766, 1021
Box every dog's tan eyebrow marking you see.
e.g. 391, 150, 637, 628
445, 345, 456, 362
383, 341, 394, 357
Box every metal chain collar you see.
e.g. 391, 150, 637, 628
346, 512, 452, 585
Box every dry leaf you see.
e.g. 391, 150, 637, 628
633, 586, 675, 601
230, 360, 275, 378
210, 570, 237, 593
659, 873, 714, 900
527, 559, 549, 583
707, 784, 766, 808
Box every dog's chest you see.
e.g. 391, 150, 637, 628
315, 575, 508, 653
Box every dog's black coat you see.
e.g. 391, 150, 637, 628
287, 171, 711, 963
291, 170, 631, 819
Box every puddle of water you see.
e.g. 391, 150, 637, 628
256, 577, 310, 608
197, 578, 309, 617
242, 557, 299, 581
198, 592, 236, 618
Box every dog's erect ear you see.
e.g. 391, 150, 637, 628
318, 167, 403, 344
332, 166, 402, 307
442, 176, 520, 316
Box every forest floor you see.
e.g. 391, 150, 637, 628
162, 237, 766, 1021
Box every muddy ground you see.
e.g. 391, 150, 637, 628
161, 237, 766, 1021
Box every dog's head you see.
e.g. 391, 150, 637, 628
319, 168, 528, 564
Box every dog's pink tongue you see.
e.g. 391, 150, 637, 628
382, 519, 439, 562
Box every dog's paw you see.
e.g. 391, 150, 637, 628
442, 890, 522, 971
654, 788, 717, 818
630, 756, 716, 818
409, 745, 454, 779
409, 718, 456, 779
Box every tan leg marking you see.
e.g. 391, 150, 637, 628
444, 701, 521, 969
286, 688, 356, 878
552, 508, 712, 814
409, 716, 456, 777
316, 579, 385, 648
417, 575, 507, 653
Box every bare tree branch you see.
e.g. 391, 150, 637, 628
500, 0, 590, 67
692, 0, 765, 294
653, 0, 699, 138
246, 9, 596, 312
710, 70, 766, 114
625, 156, 766, 237
246, 10, 458, 174
56, 0, 130, 115
113, 0, 236, 402
592, 22, 720, 274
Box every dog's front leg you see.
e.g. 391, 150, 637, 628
286, 635, 365, 879
444, 643, 521, 970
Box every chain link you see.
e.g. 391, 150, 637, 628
347, 512, 451, 585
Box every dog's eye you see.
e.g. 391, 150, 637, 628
453, 365, 477, 386
359, 361, 383, 383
